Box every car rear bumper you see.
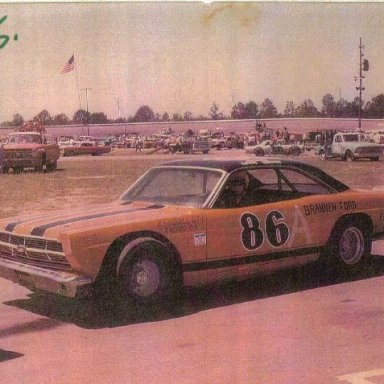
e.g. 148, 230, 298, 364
0, 257, 94, 299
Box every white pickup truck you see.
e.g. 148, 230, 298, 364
318, 132, 382, 161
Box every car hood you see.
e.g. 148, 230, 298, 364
0, 200, 175, 239
3, 144, 44, 150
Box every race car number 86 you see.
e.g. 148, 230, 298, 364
241, 211, 289, 250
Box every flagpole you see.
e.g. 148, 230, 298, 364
74, 54, 82, 114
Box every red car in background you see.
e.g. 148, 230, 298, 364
60, 141, 112, 157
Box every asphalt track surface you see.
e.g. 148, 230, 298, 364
2, 149, 384, 384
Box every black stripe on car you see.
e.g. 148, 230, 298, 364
30, 204, 164, 236
182, 245, 324, 272
5, 205, 163, 236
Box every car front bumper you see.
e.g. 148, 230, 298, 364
0, 257, 94, 299
3, 158, 43, 168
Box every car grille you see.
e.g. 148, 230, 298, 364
5, 150, 34, 159
0, 231, 70, 270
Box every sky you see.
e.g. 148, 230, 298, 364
1, 2, 384, 122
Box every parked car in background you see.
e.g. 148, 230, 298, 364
245, 139, 302, 156
60, 141, 112, 157
169, 136, 210, 154
2, 127, 60, 173
318, 132, 382, 161
369, 131, 384, 145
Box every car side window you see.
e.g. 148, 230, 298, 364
246, 167, 331, 205
214, 167, 331, 208
335, 136, 342, 143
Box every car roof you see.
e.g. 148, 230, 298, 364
156, 157, 350, 192
156, 157, 274, 172
9, 132, 40, 135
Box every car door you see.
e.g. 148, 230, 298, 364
331, 134, 343, 156
206, 166, 323, 281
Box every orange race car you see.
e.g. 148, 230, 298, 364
1, 158, 384, 305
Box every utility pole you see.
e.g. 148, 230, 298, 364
81, 87, 92, 135
115, 97, 121, 119
356, 38, 369, 129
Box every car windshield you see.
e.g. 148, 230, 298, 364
121, 167, 223, 207
8, 134, 41, 144
342, 134, 361, 142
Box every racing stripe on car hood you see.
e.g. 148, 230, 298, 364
30, 204, 164, 236
6, 204, 163, 236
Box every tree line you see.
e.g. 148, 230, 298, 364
3, 92, 384, 127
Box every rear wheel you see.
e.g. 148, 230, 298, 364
290, 146, 301, 156
328, 219, 371, 271
254, 148, 265, 156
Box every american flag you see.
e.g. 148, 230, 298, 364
61, 55, 75, 73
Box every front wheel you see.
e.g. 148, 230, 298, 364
346, 150, 355, 162
117, 240, 180, 305
319, 150, 327, 161
46, 160, 57, 172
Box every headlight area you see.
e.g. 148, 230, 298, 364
32, 150, 45, 158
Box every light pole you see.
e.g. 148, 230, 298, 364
356, 38, 369, 129
81, 87, 92, 135
115, 97, 121, 120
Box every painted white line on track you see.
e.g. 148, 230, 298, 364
337, 368, 384, 383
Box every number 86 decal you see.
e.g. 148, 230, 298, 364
240, 211, 290, 250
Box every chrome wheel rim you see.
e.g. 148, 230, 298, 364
339, 227, 364, 265
130, 258, 160, 297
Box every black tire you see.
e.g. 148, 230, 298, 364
117, 240, 180, 305
34, 164, 43, 172
46, 160, 57, 172
2, 166, 9, 174
319, 150, 327, 161
327, 219, 371, 271
346, 150, 355, 162
254, 148, 265, 156
290, 146, 301, 156
274, 146, 284, 154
